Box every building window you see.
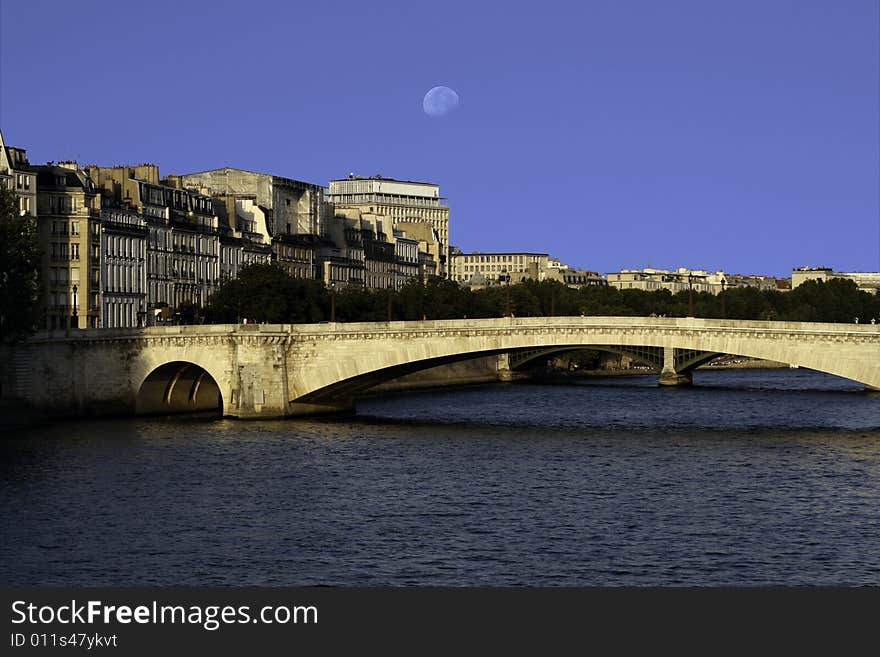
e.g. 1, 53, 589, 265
71, 244, 79, 260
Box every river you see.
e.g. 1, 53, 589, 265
2, 368, 879, 586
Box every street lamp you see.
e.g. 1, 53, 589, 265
72, 284, 78, 328
720, 277, 726, 319
687, 273, 694, 318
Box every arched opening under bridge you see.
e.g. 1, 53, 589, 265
136, 361, 223, 415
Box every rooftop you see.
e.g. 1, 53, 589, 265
330, 173, 438, 186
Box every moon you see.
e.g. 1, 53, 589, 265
422, 86, 459, 117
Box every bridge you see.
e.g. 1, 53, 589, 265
3, 316, 879, 418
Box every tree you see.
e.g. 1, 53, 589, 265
0, 187, 40, 343
206, 263, 295, 323
205, 263, 330, 324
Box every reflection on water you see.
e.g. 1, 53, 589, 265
2, 369, 880, 586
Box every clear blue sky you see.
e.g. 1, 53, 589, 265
2, 0, 877, 277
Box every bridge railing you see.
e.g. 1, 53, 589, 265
25, 315, 880, 343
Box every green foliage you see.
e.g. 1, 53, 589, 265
0, 187, 40, 343
205, 263, 328, 324
204, 263, 880, 326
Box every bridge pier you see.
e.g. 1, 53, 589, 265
496, 353, 528, 382
658, 347, 693, 386
658, 369, 693, 386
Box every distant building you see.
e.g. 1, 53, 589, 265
559, 268, 606, 288
327, 175, 450, 277
792, 266, 880, 294
451, 251, 606, 289
449, 250, 552, 288
607, 267, 783, 295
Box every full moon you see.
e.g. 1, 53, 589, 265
422, 86, 459, 117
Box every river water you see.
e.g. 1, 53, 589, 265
2, 368, 879, 586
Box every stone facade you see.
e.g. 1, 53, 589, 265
214, 195, 273, 280
173, 168, 323, 237
327, 175, 450, 276
101, 208, 148, 328
34, 163, 103, 329
87, 165, 221, 322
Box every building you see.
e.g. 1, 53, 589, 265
360, 219, 396, 291
725, 273, 780, 292
607, 268, 719, 294
319, 208, 438, 290
327, 175, 450, 277
319, 213, 366, 288
559, 268, 606, 288
34, 163, 102, 329
273, 233, 324, 281
450, 250, 606, 289
213, 194, 272, 280
0, 129, 36, 217
171, 168, 324, 238
792, 267, 880, 294
449, 251, 553, 287
101, 208, 148, 328
394, 220, 442, 283
393, 230, 420, 289
606, 267, 783, 295
143, 178, 220, 316
87, 165, 221, 322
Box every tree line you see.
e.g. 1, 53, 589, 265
203, 263, 880, 325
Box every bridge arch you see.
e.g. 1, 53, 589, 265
136, 361, 223, 415
286, 317, 880, 414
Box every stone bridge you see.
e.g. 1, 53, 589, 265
3, 316, 879, 418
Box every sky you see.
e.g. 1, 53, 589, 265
1, 0, 877, 277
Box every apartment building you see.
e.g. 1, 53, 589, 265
327, 175, 450, 276
35, 163, 102, 329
